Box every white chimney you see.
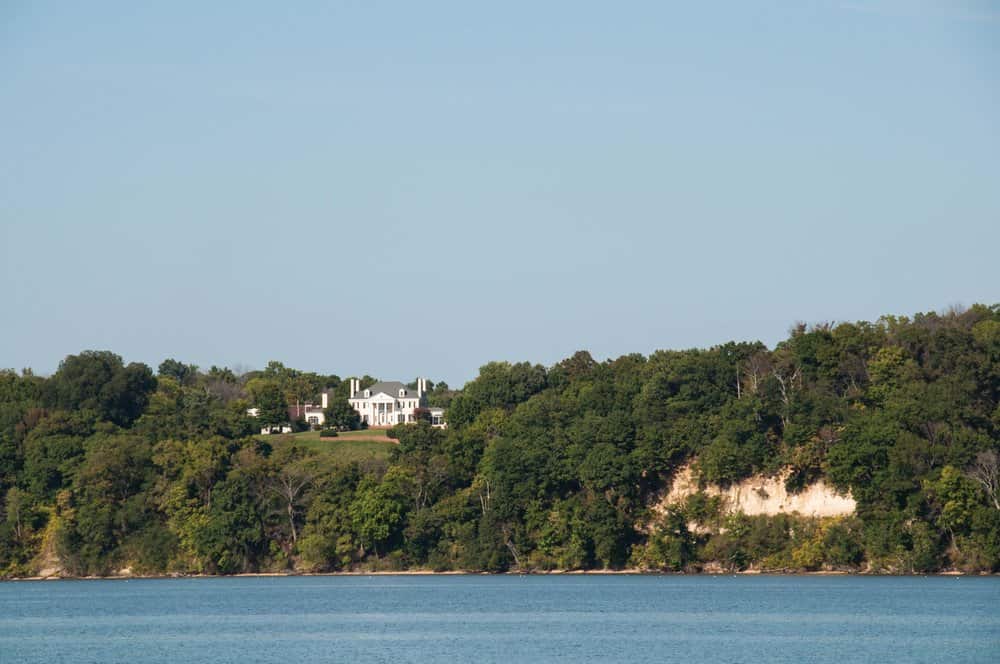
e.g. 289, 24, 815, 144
322, 392, 328, 409
417, 378, 424, 399
350, 379, 357, 399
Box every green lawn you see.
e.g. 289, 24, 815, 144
259, 429, 395, 464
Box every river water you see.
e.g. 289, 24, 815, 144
1, 575, 997, 663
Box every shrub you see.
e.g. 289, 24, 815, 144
319, 429, 339, 438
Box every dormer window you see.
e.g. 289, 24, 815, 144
364, 390, 370, 398
399, 389, 406, 397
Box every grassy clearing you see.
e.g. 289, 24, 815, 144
260, 429, 395, 464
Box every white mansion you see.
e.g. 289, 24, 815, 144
250, 377, 446, 432
347, 378, 445, 427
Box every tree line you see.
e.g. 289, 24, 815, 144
1, 304, 998, 577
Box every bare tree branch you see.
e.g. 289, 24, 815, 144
968, 450, 1000, 510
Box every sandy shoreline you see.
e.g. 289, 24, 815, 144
4, 568, 990, 582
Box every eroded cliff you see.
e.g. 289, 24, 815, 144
657, 464, 856, 518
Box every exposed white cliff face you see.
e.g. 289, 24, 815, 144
658, 464, 856, 518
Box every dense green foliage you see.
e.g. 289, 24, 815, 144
323, 399, 361, 431
1, 305, 998, 577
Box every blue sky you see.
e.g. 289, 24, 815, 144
2, 1, 998, 386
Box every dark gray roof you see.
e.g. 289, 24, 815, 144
354, 381, 416, 399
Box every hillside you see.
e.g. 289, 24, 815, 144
1, 304, 998, 577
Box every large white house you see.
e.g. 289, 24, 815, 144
348, 378, 429, 427
345, 378, 444, 427
248, 378, 445, 433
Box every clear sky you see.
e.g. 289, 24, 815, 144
2, 1, 998, 386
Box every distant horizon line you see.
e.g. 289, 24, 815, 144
6, 301, 996, 386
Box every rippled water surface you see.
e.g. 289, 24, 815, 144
1, 575, 998, 663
